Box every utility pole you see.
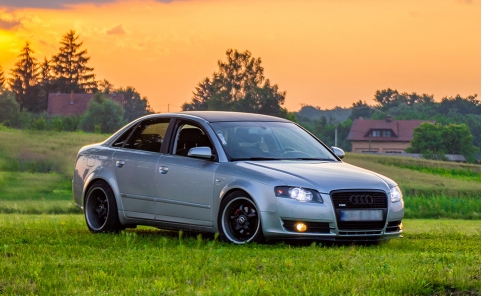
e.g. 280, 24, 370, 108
335, 128, 338, 147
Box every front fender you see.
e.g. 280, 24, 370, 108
217, 178, 278, 216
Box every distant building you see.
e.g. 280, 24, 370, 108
347, 116, 435, 153
48, 92, 124, 116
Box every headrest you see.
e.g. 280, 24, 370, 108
179, 128, 203, 142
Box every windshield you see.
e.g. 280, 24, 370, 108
209, 121, 338, 161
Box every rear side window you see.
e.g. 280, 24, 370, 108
118, 118, 170, 152
112, 125, 136, 148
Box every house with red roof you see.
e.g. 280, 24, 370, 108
347, 116, 435, 153
48, 92, 124, 116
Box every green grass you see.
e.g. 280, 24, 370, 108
344, 153, 481, 197
0, 200, 80, 214
404, 196, 480, 220
0, 127, 107, 177
344, 153, 481, 175
0, 171, 72, 200
0, 216, 479, 295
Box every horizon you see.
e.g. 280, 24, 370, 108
0, 0, 480, 112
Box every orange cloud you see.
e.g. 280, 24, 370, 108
106, 24, 125, 35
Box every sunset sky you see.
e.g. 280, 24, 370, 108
0, 0, 479, 112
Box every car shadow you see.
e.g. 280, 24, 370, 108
124, 227, 385, 248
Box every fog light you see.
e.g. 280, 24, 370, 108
295, 223, 307, 232
399, 222, 403, 230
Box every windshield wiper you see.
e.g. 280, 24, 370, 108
231, 157, 282, 161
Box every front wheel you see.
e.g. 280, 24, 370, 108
84, 181, 123, 233
219, 191, 264, 244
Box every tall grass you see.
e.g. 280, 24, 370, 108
344, 154, 481, 198
0, 127, 107, 177
404, 195, 480, 220
345, 153, 481, 174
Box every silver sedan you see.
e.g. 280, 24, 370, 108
73, 111, 404, 244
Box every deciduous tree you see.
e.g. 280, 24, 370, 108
183, 49, 287, 117
78, 92, 124, 133
0, 91, 21, 126
349, 100, 372, 119
115, 86, 154, 121
407, 123, 476, 161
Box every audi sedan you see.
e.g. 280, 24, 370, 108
73, 111, 404, 244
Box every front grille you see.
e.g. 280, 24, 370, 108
331, 191, 387, 209
282, 220, 330, 233
385, 220, 402, 233
330, 190, 388, 231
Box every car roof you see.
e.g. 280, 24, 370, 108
173, 111, 292, 123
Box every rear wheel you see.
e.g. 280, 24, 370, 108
219, 191, 264, 244
84, 181, 123, 233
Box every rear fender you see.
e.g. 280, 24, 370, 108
82, 168, 123, 211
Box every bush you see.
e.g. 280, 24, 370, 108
49, 116, 64, 132
0, 91, 21, 127
78, 92, 124, 133
31, 116, 47, 130
408, 122, 477, 162
62, 115, 80, 132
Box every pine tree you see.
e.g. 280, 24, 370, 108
9, 42, 41, 112
0, 65, 5, 90
51, 30, 97, 93
38, 57, 52, 111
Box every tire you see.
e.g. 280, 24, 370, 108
84, 180, 123, 233
219, 191, 264, 244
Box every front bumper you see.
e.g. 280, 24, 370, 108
260, 194, 404, 242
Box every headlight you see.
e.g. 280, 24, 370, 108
274, 186, 323, 203
390, 186, 403, 203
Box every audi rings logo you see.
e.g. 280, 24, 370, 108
349, 194, 373, 204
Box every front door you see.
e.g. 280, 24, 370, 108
155, 122, 218, 226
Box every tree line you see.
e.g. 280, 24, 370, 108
0, 30, 153, 132
296, 90, 480, 162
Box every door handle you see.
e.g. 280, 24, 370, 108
159, 166, 169, 174
116, 160, 125, 168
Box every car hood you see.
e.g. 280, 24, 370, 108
237, 161, 392, 194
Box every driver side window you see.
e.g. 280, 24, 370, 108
172, 123, 214, 157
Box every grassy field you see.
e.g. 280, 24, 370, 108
344, 153, 481, 197
0, 127, 480, 219
0, 127, 480, 294
0, 215, 479, 295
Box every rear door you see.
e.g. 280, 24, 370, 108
112, 117, 171, 220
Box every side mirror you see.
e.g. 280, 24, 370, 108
331, 146, 345, 159
188, 146, 213, 159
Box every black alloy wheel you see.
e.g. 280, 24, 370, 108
84, 181, 123, 233
219, 192, 264, 244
